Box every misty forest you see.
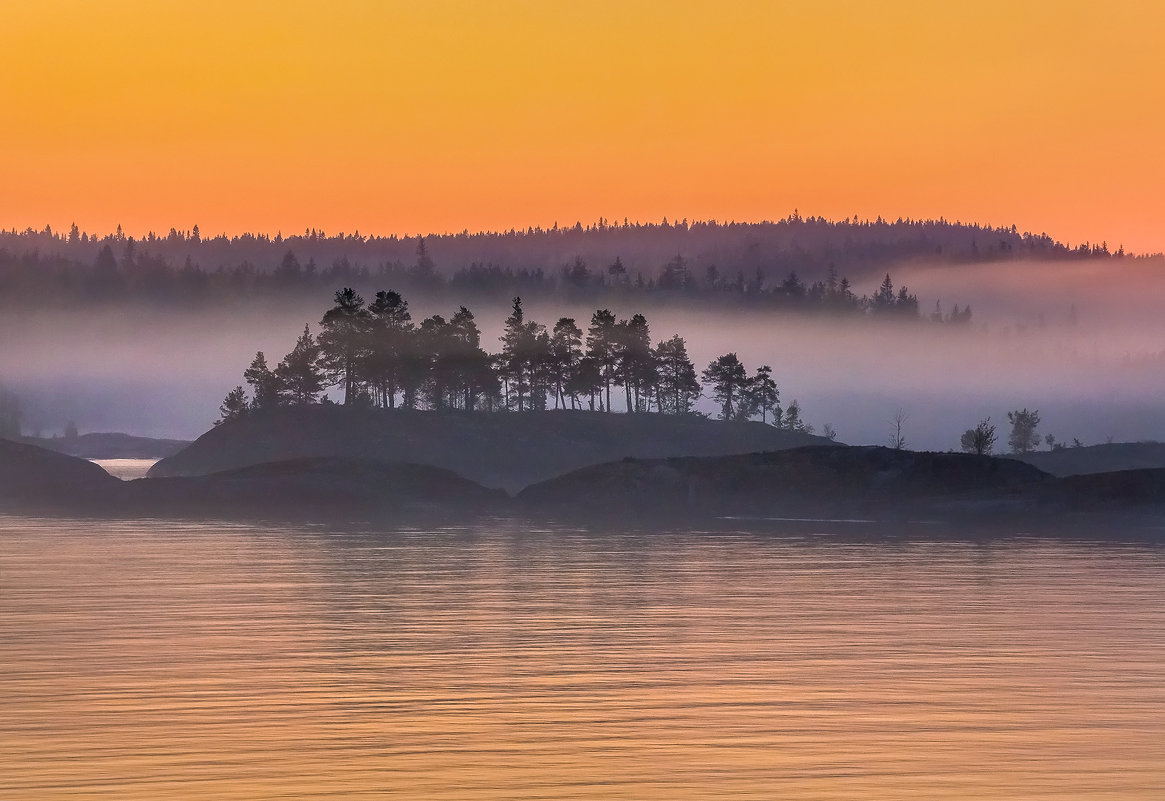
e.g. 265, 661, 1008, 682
2, 213, 1147, 313
1, 216, 1162, 448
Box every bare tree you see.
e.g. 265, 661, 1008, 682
889, 408, 908, 450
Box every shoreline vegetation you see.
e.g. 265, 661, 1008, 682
214, 287, 832, 430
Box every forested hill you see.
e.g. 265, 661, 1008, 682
0, 215, 1140, 310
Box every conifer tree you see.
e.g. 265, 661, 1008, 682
367, 290, 414, 408
701, 353, 749, 420
586, 309, 619, 412
550, 317, 585, 409
216, 386, 249, 425
318, 287, 371, 405
276, 325, 325, 405
243, 351, 284, 411
653, 335, 700, 415
747, 365, 780, 424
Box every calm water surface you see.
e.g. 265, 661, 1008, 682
3, 515, 1164, 799
90, 459, 158, 480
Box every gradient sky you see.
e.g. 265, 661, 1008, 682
3, 1, 1163, 251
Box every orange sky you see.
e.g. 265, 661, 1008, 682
3, 1, 1164, 252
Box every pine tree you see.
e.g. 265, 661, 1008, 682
617, 314, 653, 412
550, 318, 584, 409
367, 289, 414, 408
586, 309, 619, 412
216, 386, 249, 425
701, 353, 749, 420
653, 335, 700, 415
276, 325, 324, 405
498, 297, 547, 411
243, 351, 284, 411
746, 365, 780, 424
448, 305, 493, 411
318, 288, 371, 405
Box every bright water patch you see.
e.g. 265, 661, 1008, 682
2, 516, 1164, 799
90, 458, 158, 480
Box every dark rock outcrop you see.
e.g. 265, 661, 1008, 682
129, 458, 507, 522
518, 446, 1052, 520
2, 437, 504, 522
149, 406, 832, 491
1011, 442, 1165, 477
0, 437, 125, 513
1022, 467, 1165, 511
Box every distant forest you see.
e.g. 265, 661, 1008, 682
0, 215, 1141, 315
222, 289, 820, 433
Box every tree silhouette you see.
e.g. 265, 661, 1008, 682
607, 256, 628, 286
653, 335, 700, 415
218, 287, 826, 423
216, 386, 248, 425
783, 399, 805, 431
889, 408, 908, 449
318, 287, 371, 405
747, 365, 780, 424
960, 417, 997, 455
243, 351, 284, 411
568, 355, 603, 411
409, 237, 438, 284
417, 314, 449, 409
366, 289, 414, 409
658, 254, 689, 290
873, 274, 897, 314
276, 325, 324, 404
1007, 408, 1041, 454
702, 353, 749, 420
499, 297, 547, 411
447, 305, 493, 410
586, 309, 619, 412
617, 313, 654, 412
550, 317, 584, 409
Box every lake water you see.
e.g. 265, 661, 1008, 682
3, 516, 1164, 799
91, 459, 159, 481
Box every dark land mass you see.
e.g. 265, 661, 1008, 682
0, 437, 125, 513
0, 437, 504, 522
1012, 442, 1165, 477
517, 446, 1046, 519
125, 458, 507, 522
4, 437, 1163, 534
148, 406, 830, 492
20, 432, 190, 460
517, 446, 1165, 532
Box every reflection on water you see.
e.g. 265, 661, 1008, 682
90, 458, 158, 481
2, 516, 1164, 799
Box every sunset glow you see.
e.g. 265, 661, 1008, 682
3, 1, 1164, 250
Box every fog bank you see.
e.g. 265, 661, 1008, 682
1, 259, 1161, 449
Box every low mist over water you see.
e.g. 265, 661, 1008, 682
2, 256, 1162, 447
3, 519, 1165, 799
